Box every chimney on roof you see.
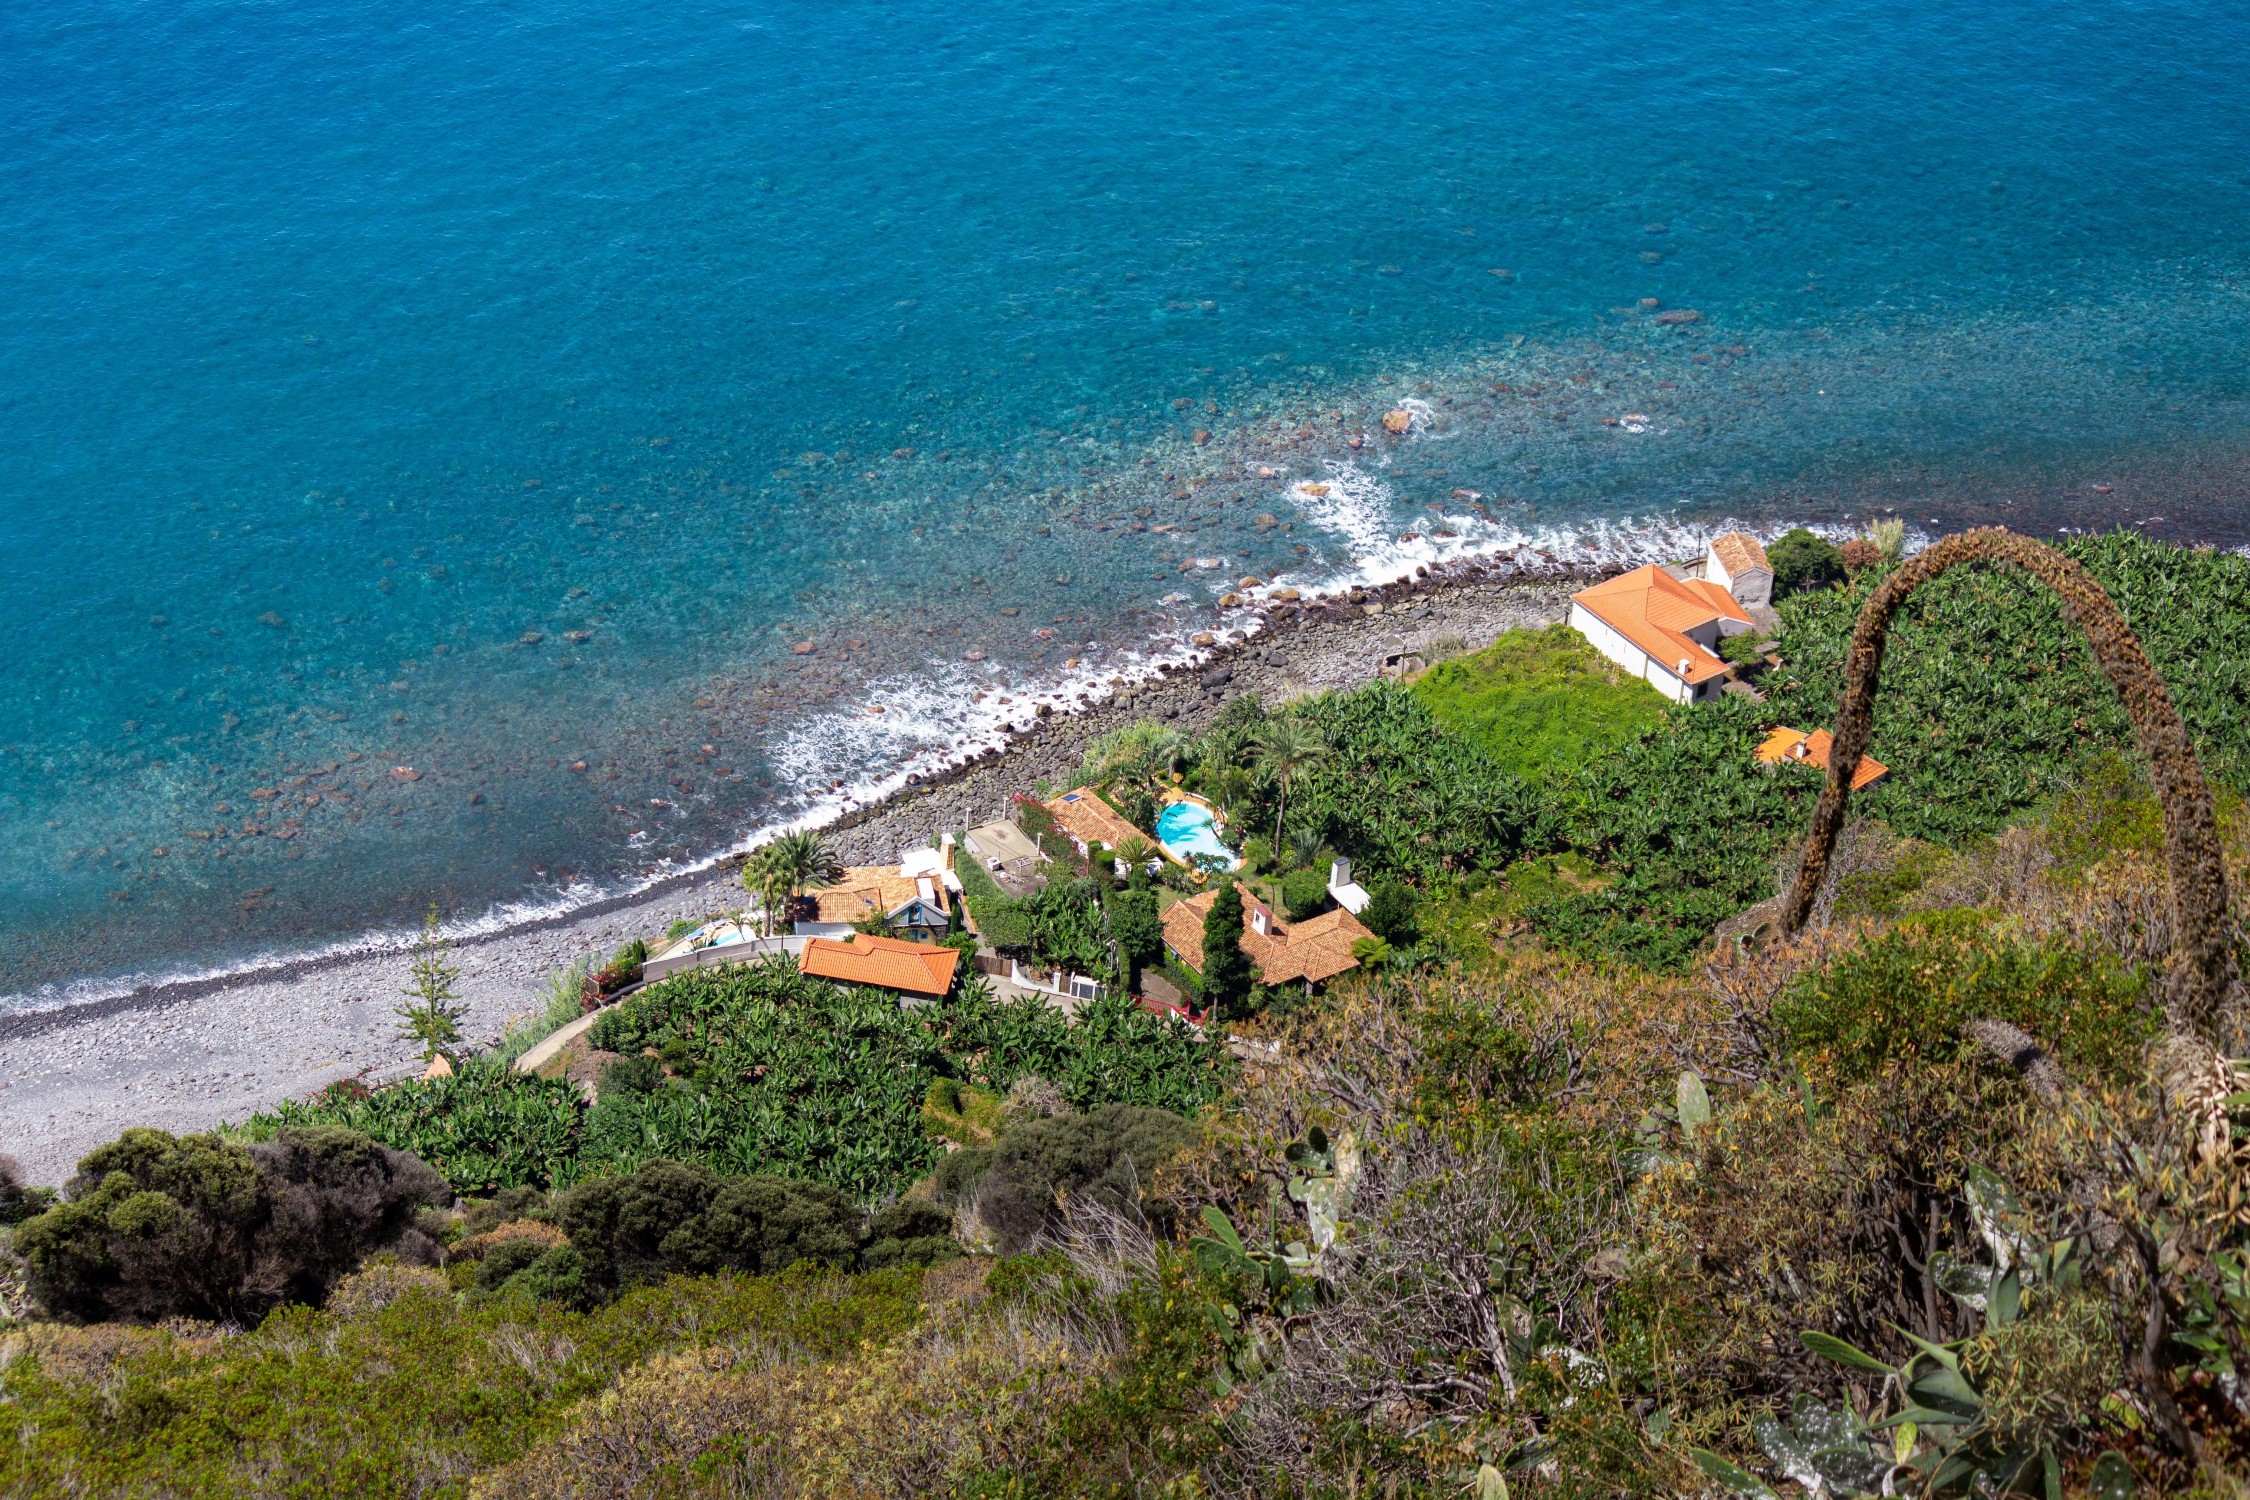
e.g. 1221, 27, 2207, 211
1250, 904, 1270, 937
1677, 656, 1692, 676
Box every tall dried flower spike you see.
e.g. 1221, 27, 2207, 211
1778, 528, 2239, 1043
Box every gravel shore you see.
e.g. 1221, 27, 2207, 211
0, 569, 1574, 1186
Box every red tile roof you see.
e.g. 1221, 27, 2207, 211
1709, 531, 1771, 579
1755, 726, 1890, 790
1570, 564, 1750, 686
1162, 886, 1373, 987
799, 933, 960, 996
806, 866, 945, 927
1043, 788, 1149, 856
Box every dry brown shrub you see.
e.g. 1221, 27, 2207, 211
1216, 1125, 1622, 1494
326, 1260, 452, 1319
1633, 1058, 2069, 1407
1171, 958, 1731, 1223
450, 1219, 569, 1264
1163, 982, 1422, 1220
476, 1299, 1113, 1500
2, 1321, 175, 1386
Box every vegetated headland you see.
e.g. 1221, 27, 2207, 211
1, 526, 2247, 1498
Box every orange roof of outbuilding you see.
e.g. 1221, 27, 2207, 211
1709, 531, 1772, 578
1043, 788, 1149, 855
799, 932, 960, 996
1755, 727, 1890, 790
1570, 565, 1749, 686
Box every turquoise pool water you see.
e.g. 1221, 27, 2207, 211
1156, 800, 1239, 871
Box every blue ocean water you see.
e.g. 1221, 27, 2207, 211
6, 0, 2250, 1001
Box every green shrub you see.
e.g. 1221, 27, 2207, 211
1772, 919, 2161, 1082
597, 1052, 665, 1097
547, 1161, 861, 1304
954, 847, 1033, 951
1768, 527, 1845, 597
13, 1125, 447, 1324
923, 1078, 1007, 1147
0, 1154, 55, 1226
0, 1259, 926, 1495
1719, 629, 1768, 666
1411, 623, 1669, 781
935, 1104, 1198, 1253
1358, 879, 1419, 944
1279, 867, 1330, 921
1106, 887, 1164, 972
862, 1200, 959, 1270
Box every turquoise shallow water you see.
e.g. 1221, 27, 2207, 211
5, 0, 2250, 1001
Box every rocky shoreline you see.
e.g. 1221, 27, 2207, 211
0, 563, 1580, 1186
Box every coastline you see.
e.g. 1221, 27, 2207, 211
0, 564, 1580, 1186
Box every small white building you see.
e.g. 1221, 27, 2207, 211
1326, 857, 1371, 916
1567, 553, 1759, 705
1701, 532, 1773, 610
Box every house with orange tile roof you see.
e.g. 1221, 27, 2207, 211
799, 932, 961, 998
1567, 562, 1756, 704
1042, 787, 1152, 859
1161, 884, 1373, 991
796, 839, 961, 941
1755, 726, 1890, 791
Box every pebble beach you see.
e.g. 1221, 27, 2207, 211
0, 569, 1574, 1186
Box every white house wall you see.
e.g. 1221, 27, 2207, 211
1567, 601, 1692, 704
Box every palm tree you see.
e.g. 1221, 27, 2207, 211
741, 846, 785, 936
744, 828, 845, 934
1254, 719, 1331, 848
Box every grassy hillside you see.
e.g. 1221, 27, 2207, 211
1411, 622, 1670, 781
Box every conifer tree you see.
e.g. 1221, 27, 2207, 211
395, 904, 468, 1062
1200, 881, 1255, 1019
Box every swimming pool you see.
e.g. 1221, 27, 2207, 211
1155, 799, 1240, 871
